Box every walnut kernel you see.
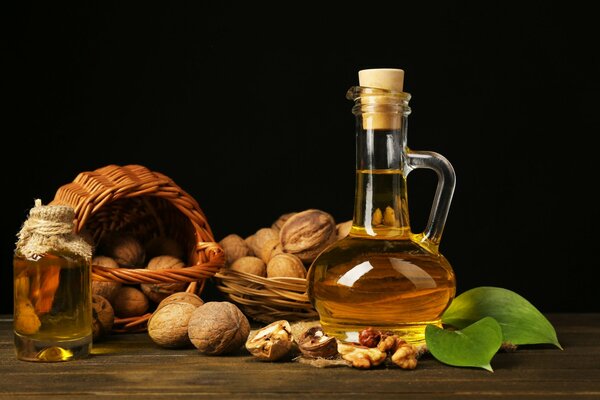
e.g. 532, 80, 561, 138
246, 320, 294, 361
338, 342, 387, 369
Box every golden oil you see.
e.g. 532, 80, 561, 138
14, 252, 92, 361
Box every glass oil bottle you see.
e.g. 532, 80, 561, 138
307, 69, 456, 345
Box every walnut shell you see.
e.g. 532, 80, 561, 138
279, 209, 337, 263
257, 238, 280, 264
267, 254, 306, 278
92, 256, 122, 303
230, 256, 267, 277
297, 326, 338, 359
246, 320, 294, 361
113, 287, 149, 318
100, 233, 145, 268
244, 235, 256, 256
219, 234, 251, 265
148, 302, 197, 348
271, 212, 297, 231
250, 228, 279, 258
188, 302, 250, 355
145, 236, 185, 260
92, 295, 114, 340
141, 256, 187, 303
336, 220, 353, 240
156, 292, 204, 312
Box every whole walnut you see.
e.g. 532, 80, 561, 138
92, 256, 122, 303
113, 286, 149, 318
248, 228, 280, 263
92, 295, 115, 340
140, 256, 187, 303
336, 220, 353, 240
230, 256, 267, 277
257, 238, 280, 264
279, 209, 337, 263
244, 235, 256, 256
219, 234, 251, 265
156, 292, 204, 312
100, 233, 145, 268
188, 302, 250, 355
145, 236, 185, 260
267, 254, 306, 278
271, 212, 297, 232
148, 302, 197, 348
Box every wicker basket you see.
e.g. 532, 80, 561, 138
51, 164, 224, 332
215, 269, 318, 324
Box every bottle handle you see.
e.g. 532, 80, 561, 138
406, 150, 456, 249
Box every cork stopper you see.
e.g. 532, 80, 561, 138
358, 68, 404, 92
358, 68, 405, 130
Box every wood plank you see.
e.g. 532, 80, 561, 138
0, 315, 598, 399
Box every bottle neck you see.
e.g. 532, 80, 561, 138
351, 117, 412, 238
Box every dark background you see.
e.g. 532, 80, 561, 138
3, 3, 598, 313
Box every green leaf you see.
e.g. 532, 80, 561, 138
442, 287, 561, 349
425, 317, 503, 371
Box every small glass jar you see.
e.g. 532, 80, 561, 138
14, 200, 92, 362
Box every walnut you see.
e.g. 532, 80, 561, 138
148, 302, 197, 348
358, 327, 381, 348
188, 302, 250, 355
140, 256, 187, 303
145, 236, 185, 260
271, 212, 297, 231
266, 254, 306, 278
92, 256, 121, 303
92, 295, 114, 340
249, 228, 279, 259
244, 235, 256, 256
372, 208, 383, 225
376, 334, 418, 369
14, 298, 41, 335
384, 206, 396, 226
257, 238, 280, 264
246, 320, 294, 361
279, 209, 337, 263
230, 256, 267, 277
337, 342, 387, 369
113, 286, 149, 318
219, 234, 251, 265
100, 233, 145, 268
156, 292, 203, 311
336, 220, 353, 240
297, 326, 338, 359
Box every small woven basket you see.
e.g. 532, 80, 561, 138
51, 164, 224, 332
215, 269, 318, 324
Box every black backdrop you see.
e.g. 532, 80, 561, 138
3, 3, 598, 313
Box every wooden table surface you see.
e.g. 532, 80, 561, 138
0, 314, 598, 399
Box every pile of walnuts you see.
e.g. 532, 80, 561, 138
219, 209, 352, 279
91, 234, 188, 340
